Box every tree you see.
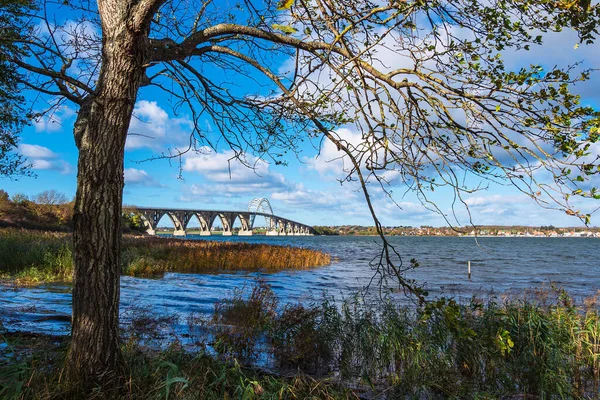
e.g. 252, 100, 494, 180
10, 192, 28, 204
30, 190, 71, 224
0, 189, 11, 215
0, 0, 34, 178
6, 0, 600, 386
33, 189, 69, 205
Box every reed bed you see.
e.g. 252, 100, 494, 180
0, 229, 330, 283
3, 281, 598, 399
0, 332, 353, 400
121, 236, 330, 277
0, 229, 72, 283
206, 281, 600, 399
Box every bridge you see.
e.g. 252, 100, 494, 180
133, 198, 315, 237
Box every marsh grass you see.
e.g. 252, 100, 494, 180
0, 230, 72, 284
121, 236, 331, 277
2, 282, 600, 398
210, 279, 278, 360
1, 332, 355, 400
203, 281, 600, 399
0, 229, 330, 284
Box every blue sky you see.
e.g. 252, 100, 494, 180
2, 13, 600, 228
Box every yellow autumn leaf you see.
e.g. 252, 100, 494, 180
272, 24, 297, 34
277, 0, 295, 10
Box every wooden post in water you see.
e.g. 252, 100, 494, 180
468, 261, 471, 280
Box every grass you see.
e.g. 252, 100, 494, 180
0, 229, 72, 283
2, 227, 599, 398
205, 281, 600, 399
121, 236, 330, 277
0, 332, 356, 400
1, 280, 599, 398
0, 228, 330, 284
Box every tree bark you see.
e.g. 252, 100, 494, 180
68, 3, 147, 385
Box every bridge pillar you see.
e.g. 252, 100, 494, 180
134, 207, 316, 238
138, 209, 163, 236
195, 212, 215, 236
265, 217, 278, 236
237, 213, 253, 236
276, 219, 287, 236
167, 211, 188, 237
218, 212, 236, 236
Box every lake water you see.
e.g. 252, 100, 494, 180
1, 235, 599, 336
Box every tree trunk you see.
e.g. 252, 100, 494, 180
68, 7, 147, 385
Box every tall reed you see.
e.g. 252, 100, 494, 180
207, 281, 600, 399
121, 236, 330, 277
0, 229, 72, 282
0, 229, 330, 284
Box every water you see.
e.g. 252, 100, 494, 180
1, 235, 599, 336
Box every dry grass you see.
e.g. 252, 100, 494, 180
121, 236, 330, 277
0, 229, 330, 283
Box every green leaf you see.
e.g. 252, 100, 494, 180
277, 0, 295, 10
272, 24, 297, 34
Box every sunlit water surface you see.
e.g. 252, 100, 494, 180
1, 235, 598, 336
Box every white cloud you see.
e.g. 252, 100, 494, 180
124, 168, 166, 188
19, 143, 74, 174
31, 159, 54, 170
31, 159, 73, 174
182, 148, 290, 196
33, 107, 75, 133
34, 19, 101, 83
305, 128, 364, 176
272, 187, 352, 209
19, 144, 56, 159
464, 195, 523, 208
126, 100, 194, 150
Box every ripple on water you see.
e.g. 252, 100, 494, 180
2, 236, 599, 335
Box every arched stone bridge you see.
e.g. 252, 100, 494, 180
134, 205, 315, 237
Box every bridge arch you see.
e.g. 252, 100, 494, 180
248, 197, 273, 228
235, 213, 253, 235
138, 209, 164, 236
157, 212, 187, 236
134, 204, 313, 237
216, 212, 234, 235
187, 212, 218, 235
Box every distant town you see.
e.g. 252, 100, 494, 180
313, 225, 600, 238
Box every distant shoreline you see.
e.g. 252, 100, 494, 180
153, 231, 599, 238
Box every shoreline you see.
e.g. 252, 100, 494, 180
0, 228, 331, 285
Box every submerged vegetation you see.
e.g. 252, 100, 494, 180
2, 280, 599, 398
0, 229, 330, 284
